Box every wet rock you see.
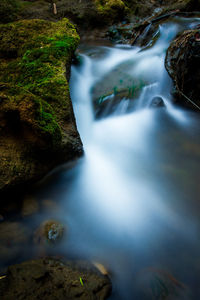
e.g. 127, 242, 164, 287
107, 23, 135, 43
0, 0, 20, 23
0, 19, 83, 196
22, 196, 39, 217
94, 91, 130, 119
34, 220, 65, 246
165, 28, 200, 111
92, 67, 145, 118
0, 258, 112, 299
0, 222, 30, 265
150, 96, 166, 108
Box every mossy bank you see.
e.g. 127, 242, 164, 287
0, 18, 83, 195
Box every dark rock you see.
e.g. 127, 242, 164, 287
0, 222, 30, 266
165, 29, 200, 111
0, 0, 20, 23
150, 96, 166, 108
0, 258, 112, 299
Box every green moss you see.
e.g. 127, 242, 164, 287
0, 18, 80, 149
0, 84, 61, 147
94, 0, 126, 20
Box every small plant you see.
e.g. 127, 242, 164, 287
80, 277, 84, 286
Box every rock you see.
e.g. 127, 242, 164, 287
0, 258, 112, 299
149, 96, 166, 108
22, 196, 39, 217
0, 0, 20, 23
94, 0, 126, 23
165, 28, 200, 111
0, 19, 83, 196
0, 222, 30, 265
34, 220, 65, 246
92, 67, 145, 118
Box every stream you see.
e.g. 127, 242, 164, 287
1, 16, 200, 299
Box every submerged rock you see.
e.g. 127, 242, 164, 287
165, 28, 200, 111
0, 258, 112, 299
150, 96, 166, 108
34, 220, 65, 246
0, 19, 83, 195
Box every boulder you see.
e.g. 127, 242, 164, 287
165, 28, 200, 110
0, 19, 83, 195
0, 258, 112, 299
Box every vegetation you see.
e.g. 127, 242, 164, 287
94, 0, 127, 21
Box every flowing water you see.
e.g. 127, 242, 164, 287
1, 16, 200, 299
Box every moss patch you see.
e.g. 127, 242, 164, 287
94, 0, 127, 21
0, 18, 79, 149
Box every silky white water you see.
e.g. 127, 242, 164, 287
25, 17, 200, 299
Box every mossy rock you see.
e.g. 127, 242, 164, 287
0, 0, 21, 23
94, 0, 127, 22
0, 18, 82, 194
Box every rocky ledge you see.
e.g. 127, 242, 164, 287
0, 258, 112, 299
165, 28, 200, 110
0, 18, 83, 195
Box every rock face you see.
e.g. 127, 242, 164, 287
0, 258, 112, 299
165, 28, 200, 110
0, 19, 83, 194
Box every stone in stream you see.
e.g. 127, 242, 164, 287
0, 258, 112, 300
149, 96, 166, 108
165, 28, 200, 111
34, 220, 65, 246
